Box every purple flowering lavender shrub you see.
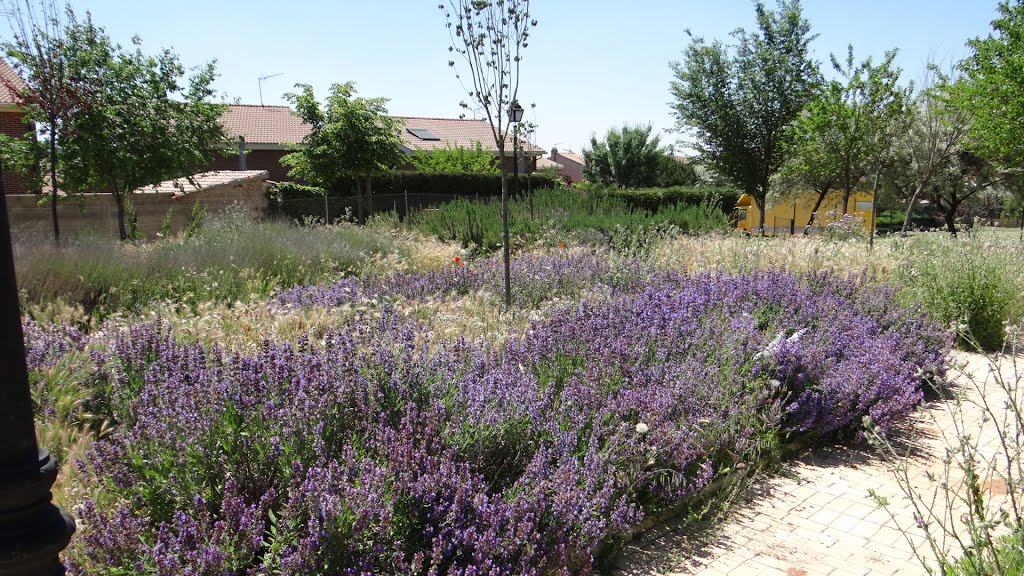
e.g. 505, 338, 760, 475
69, 264, 950, 574
276, 252, 650, 309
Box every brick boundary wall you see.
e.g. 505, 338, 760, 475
6, 174, 268, 241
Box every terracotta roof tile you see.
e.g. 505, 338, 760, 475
134, 170, 268, 197
0, 58, 28, 106
537, 157, 562, 169
554, 151, 585, 166
219, 105, 544, 156
221, 104, 310, 145
396, 116, 543, 155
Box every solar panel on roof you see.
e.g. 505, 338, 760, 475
407, 127, 440, 141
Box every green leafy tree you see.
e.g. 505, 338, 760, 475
656, 154, 700, 188
583, 124, 664, 188
781, 46, 908, 231
958, 0, 1024, 231
896, 66, 971, 235
669, 0, 819, 234
59, 17, 227, 240
282, 82, 403, 222
440, 0, 535, 307
1, 0, 93, 245
959, 0, 1024, 164
408, 141, 498, 173
924, 149, 1000, 236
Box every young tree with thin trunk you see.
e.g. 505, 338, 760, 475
898, 66, 970, 236
58, 17, 227, 241
781, 46, 908, 232
440, 0, 535, 307
669, 0, 819, 236
281, 81, 404, 222
0, 0, 90, 245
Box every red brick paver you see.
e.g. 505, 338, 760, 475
614, 353, 1020, 576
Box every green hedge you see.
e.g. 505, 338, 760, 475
593, 186, 741, 214
266, 172, 561, 222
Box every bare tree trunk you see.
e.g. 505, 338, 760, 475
367, 177, 373, 222
355, 179, 363, 224
803, 190, 829, 234
841, 188, 852, 215
943, 207, 958, 238
113, 189, 127, 241
48, 134, 60, 246
900, 184, 923, 236
868, 170, 880, 250
755, 194, 766, 236
501, 169, 511, 307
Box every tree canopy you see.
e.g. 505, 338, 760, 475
780, 46, 908, 230
57, 16, 226, 240
669, 0, 819, 233
282, 82, 404, 191
440, 0, 535, 307
583, 124, 664, 189
408, 141, 498, 174
1, 0, 93, 244
959, 0, 1024, 165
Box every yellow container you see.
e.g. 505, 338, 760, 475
733, 190, 875, 235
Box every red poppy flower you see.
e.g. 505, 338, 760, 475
558, 242, 566, 249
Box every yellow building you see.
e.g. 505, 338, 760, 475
733, 190, 875, 235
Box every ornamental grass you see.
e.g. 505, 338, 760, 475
22, 251, 950, 574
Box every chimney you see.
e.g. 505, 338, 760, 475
550, 147, 558, 161
238, 136, 247, 171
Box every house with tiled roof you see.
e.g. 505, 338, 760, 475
549, 148, 585, 184
208, 105, 545, 179
397, 116, 544, 173
207, 104, 310, 182
0, 58, 36, 195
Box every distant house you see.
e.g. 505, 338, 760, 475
0, 58, 35, 195
397, 116, 544, 173
209, 106, 545, 180
536, 157, 562, 172
210, 104, 310, 182
549, 148, 585, 184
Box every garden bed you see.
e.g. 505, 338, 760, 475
25, 251, 953, 575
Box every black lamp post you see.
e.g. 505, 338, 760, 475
0, 174, 75, 574
510, 102, 524, 197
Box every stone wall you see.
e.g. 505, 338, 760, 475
6, 173, 268, 240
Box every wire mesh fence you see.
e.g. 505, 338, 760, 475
270, 190, 537, 225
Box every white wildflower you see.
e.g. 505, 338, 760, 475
635, 422, 649, 434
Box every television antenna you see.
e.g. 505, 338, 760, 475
258, 72, 283, 106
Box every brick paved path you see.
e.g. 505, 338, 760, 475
614, 353, 1020, 576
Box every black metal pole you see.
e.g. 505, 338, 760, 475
0, 172, 75, 575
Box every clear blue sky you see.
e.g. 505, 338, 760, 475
51, 0, 1001, 154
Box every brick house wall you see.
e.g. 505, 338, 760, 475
0, 109, 35, 195
550, 149, 584, 184
209, 149, 294, 183
7, 172, 269, 240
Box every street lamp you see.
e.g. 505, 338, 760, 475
509, 102, 524, 194
0, 172, 75, 574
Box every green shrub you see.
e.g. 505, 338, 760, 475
409, 187, 729, 254
266, 173, 561, 223
15, 214, 408, 318
594, 185, 741, 214
895, 235, 1023, 351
